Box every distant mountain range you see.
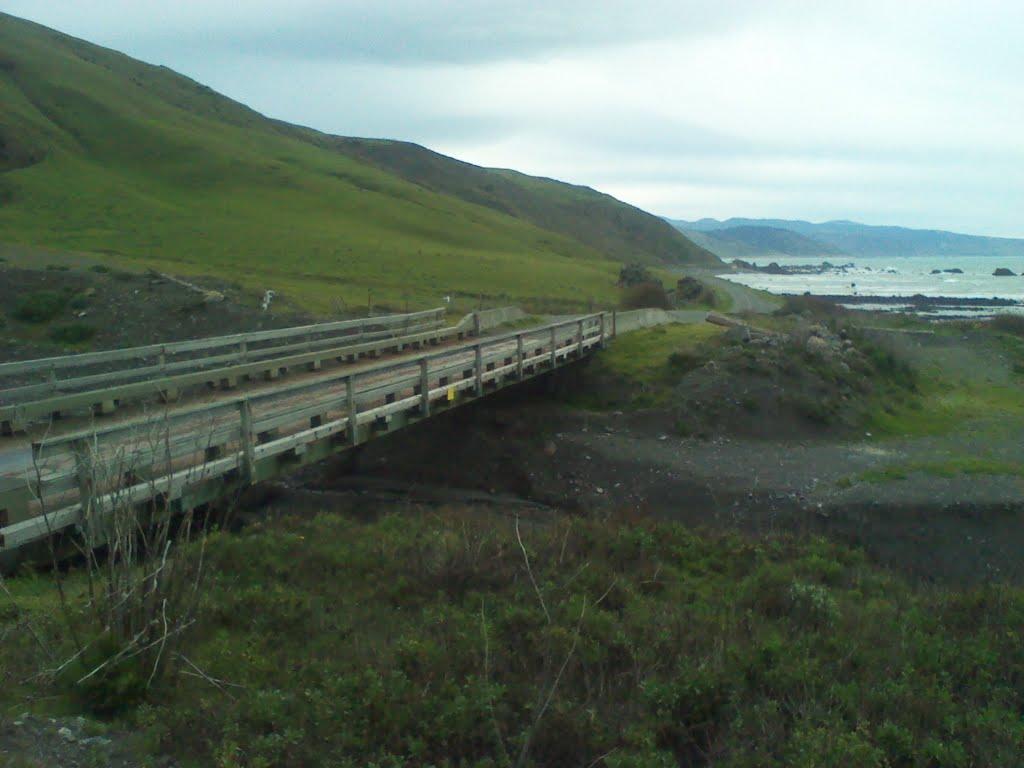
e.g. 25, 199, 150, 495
667, 218, 1024, 261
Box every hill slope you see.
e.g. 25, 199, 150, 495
672, 217, 1024, 259
0, 13, 716, 314
324, 138, 720, 268
674, 224, 845, 260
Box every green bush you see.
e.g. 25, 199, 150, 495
13, 289, 67, 323
49, 322, 97, 345
89, 264, 111, 273
991, 313, 1024, 337
7, 512, 1024, 766
621, 281, 671, 310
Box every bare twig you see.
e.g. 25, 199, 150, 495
514, 596, 588, 768
514, 515, 550, 625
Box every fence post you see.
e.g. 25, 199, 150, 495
346, 375, 358, 446
599, 312, 606, 348
72, 438, 92, 521
550, 327, 557, 368
420, 359, 430, 417
240, 340, 248, 361
577, 320, 584, 356
612, 310, 617, 339
238, 400, 256, 483
474, 344, 483, 396
516, 334, 524, 379
473, 312, 482, 337
48, 364, 58, 394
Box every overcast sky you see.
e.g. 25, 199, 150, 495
7, 0, 1024, 236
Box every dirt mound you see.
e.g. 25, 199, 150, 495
0, 265, 311, 362
672, 322, 916, 439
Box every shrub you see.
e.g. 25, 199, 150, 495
49, 322, 97, 345
68, 294, 90, 310
618, 263, 654, 287
621, 282, 671, 310
89, 264, 111, 273
13, 289, 67, 323
991, 313, 1024, 337
676, 276, 716, 306
45, 263, 70, 271
776, 294, 846, 319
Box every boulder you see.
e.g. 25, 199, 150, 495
993, 268, 1016, 277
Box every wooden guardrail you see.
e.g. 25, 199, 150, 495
0, 313, 609, 559
0, 309, 452, 434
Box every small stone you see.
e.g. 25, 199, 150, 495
58, 726, 77, 743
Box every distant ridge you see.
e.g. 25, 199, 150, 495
668, 217, 1024, 259
676, 225, 844, 261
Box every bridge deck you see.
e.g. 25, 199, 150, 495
0, 312, 610, 564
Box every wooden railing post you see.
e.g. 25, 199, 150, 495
612, 310, 617, 339
346, 375, 357, 446
599, 312, 607, 348
577, 319, 584, 356
72, 438, 92, 519
238, 400, 256, 483
473, 312, 482, 337
419, 358, 430, 417
516, 334, 524, 379
240, 340, 248, 361
474, 344, 483, 396
550, 327, 557, 368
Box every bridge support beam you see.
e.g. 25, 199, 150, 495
419, 359, 430, 417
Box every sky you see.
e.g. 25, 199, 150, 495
6, 0, 1024, 237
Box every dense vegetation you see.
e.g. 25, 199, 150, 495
0, 13, 716, 315
4, 509, 1024, 766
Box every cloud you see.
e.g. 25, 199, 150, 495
4, 0, 1024, 236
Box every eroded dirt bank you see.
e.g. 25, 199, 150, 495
289, 374, 1024, 587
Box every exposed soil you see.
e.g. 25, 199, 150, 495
296, 327, 1024, 587
0, 264, 312, 363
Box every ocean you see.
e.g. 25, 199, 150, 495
718, 255, 1024, 316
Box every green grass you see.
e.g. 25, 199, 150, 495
574, 323, 725, 409
869, 377, 1024, 437
4, 510, 1024, 766
0, 13, 717, 316
849, 457, 1024, 485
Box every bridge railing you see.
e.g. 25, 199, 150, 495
1, 313, 608, 554
0, 308, 453, 434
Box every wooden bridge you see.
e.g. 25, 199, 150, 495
0, 309, 614, 567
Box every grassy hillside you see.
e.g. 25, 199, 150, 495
0, 13, 715, 315
327, 138, 721, 269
